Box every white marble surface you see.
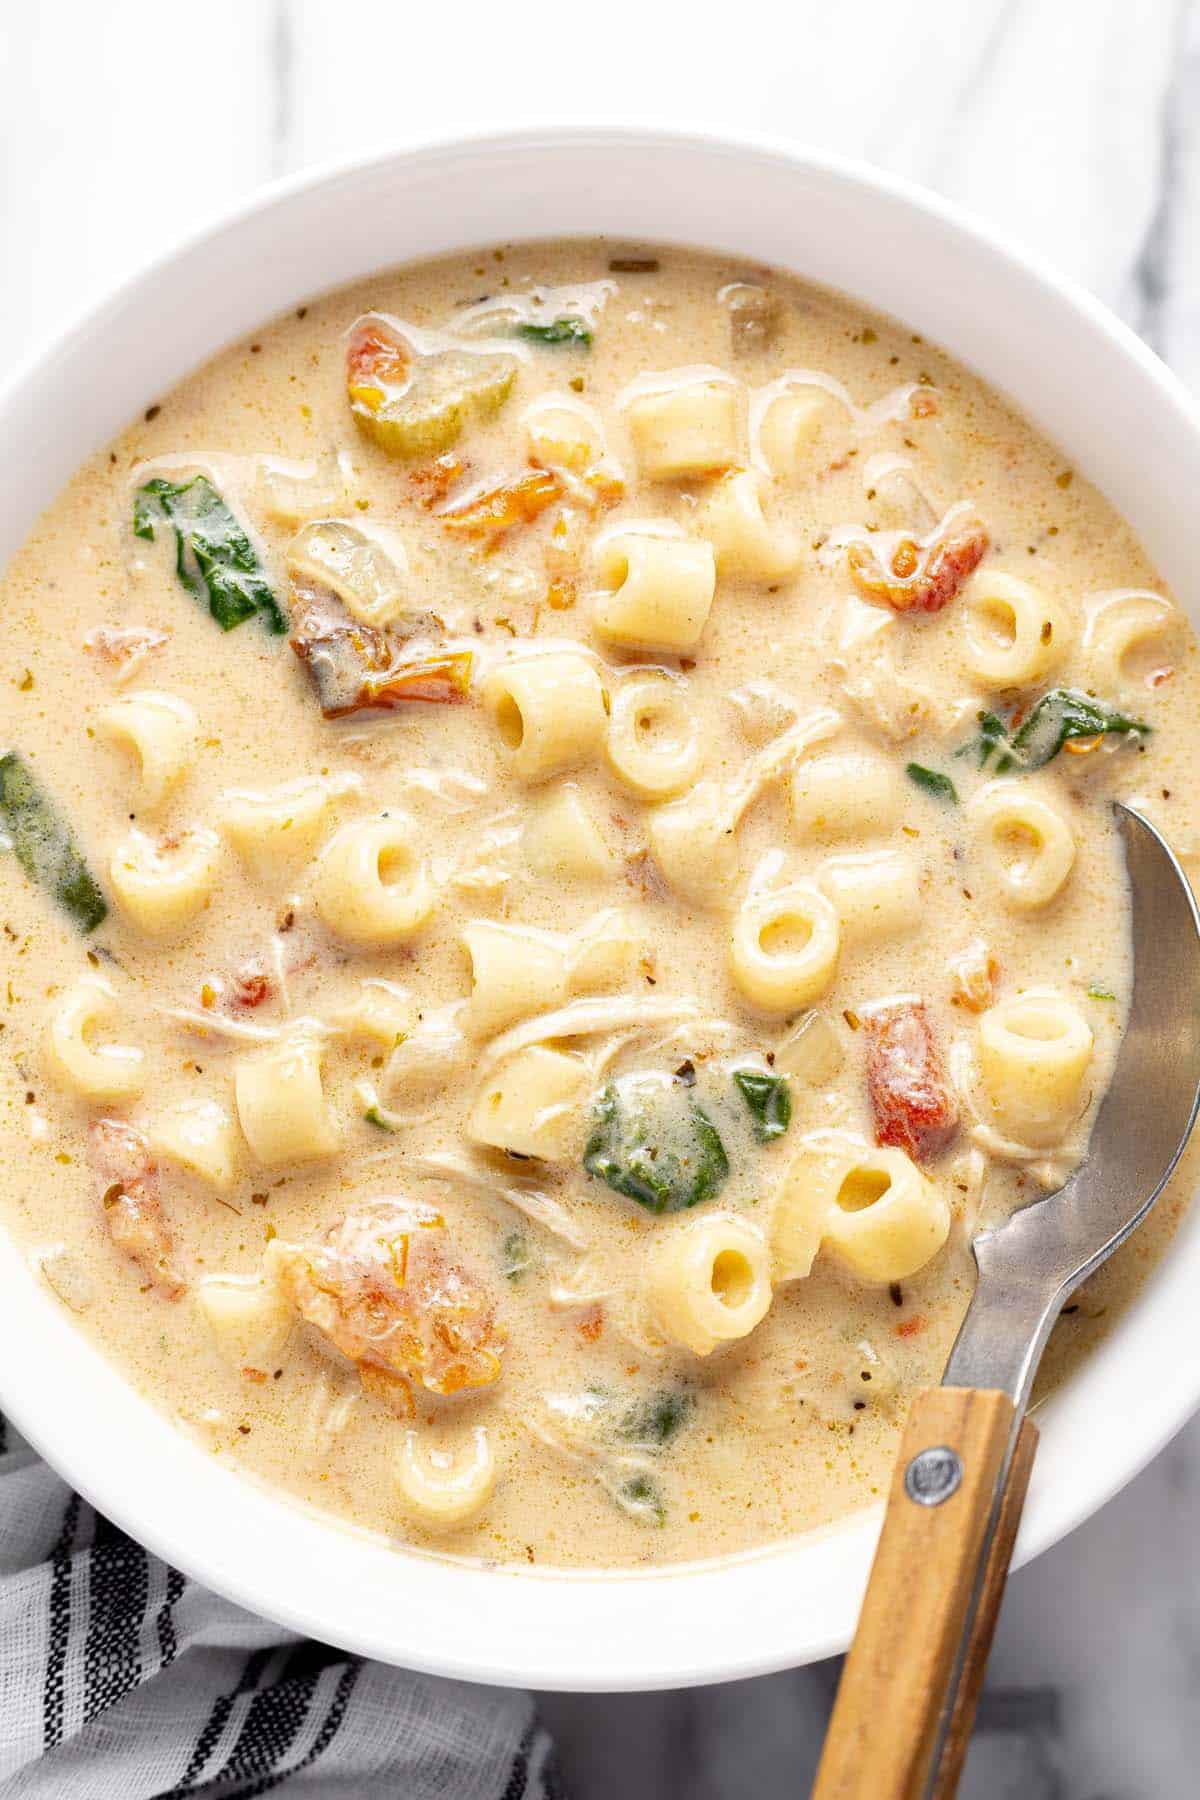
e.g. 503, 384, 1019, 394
2, 0, 1199, 1792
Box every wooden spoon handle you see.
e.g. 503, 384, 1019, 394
929, 1415, 1038, 1796
812, 1387, 1038, 1800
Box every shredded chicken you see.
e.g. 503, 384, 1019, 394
413, 1150, 589, 1251
524, 1392, 662, 1525
477, 995, 704, 1076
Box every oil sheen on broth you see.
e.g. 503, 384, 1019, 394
0, 242, 1195, 1571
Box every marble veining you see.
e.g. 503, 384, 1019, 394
2, 0, 1199, 1792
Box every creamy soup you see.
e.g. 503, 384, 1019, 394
1, 241, 1197, 1571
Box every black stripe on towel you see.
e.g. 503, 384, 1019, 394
42, 1491, 82, 1751
156, 1564, 187, 1670
221, 1656, 362, 1800
82, 1511, 151, 1724
193, 1640, 342, 1794
501, 1720, 537, 1800
160, 1646, 275, 1797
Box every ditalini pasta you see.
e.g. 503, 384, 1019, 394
97, 691, 198, 812
0, 239, 1193, 1574
591, 529, 717, 653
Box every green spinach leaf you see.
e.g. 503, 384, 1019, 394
515, 318, 593, 348
611, 1472, 665, 1527
956, 709, 1014, 772
134, 475, 286, 634
0, 752, 106, 933
502, 1230, 532, 1281
1011, 688, 1148, 766
617, 1390, 693, 1447
905, 762, 958, 803
732, 1068, 792, 1141
956, 690, 1148, 773
584, 1072, 729, 1213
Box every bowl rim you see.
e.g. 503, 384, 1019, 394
3, 121, 1200, 1691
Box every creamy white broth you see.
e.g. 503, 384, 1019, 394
0, 240, 1195, 1570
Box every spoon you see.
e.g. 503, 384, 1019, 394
813, 801, 1200, 1800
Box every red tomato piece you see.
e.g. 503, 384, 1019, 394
864, 1000, 959, 1162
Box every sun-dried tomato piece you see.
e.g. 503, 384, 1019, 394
848, 513, 988, 614
947, 940, 999, 1014
268, 1201, 505, 1411
88, 1119, 183, 1298
409, 453, 471, 507
864, 1000, 958, 1163
231, 959, 272, 1009
290, 593, 472, 719
366, 651, 473, 707
347, 327, 413, 408
437, 467, 564, 549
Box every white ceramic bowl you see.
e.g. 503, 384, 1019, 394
3, 126, 1200, 1692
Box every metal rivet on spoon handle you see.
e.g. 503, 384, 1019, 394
812, 803, 1200, 1800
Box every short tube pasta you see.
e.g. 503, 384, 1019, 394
977, 989, 1094, 1146
98, 691, 198, 812
394, 1426, 496, 1530
790, 751, 901, 841
690, 468, 801, 581
150, 1098, 241, 1193
235, 1031, 340, 1165
647, 781, 739, 907
109, 827, 222, 938
605, 672, 702, 800
961, 571, 1070, 689
481, 652, 608, 781
464, 920, 571, 1036
820, 1145, 951, 1284
523, 394, 605, 470
333, 979, 416, 1047
770, 1146, 838, 1282
623, 375, 741, 480
312, 815, 434, 945
195, 1274, 294, 1369
567, 907, 640, 991
524, 785, 616, 881
592, 531, 716, 653
219, 775, 360, 875
467, 1045, 591, 1160
730, 883, 840, 1012
465, 910, 637, 1037
757, 390, 831, 478
817, 850, 921, 945
45, 978, 144, 1102
644, 1212, 772, 1356
972, 782, 1076, 911
1083, 590, 1177, 692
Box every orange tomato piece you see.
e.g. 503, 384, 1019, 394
438, 468, 564, 548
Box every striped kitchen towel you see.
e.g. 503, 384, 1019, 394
0, 1414, 563, 1797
